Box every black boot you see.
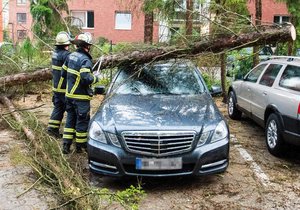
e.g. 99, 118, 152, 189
47, 128, 62, 138
76, 142, 87, 153
62, 143, 71, 154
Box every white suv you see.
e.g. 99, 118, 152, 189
228, 56, 300, 156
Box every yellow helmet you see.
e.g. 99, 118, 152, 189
72, 32, 93, 46
55, 31, 71, 46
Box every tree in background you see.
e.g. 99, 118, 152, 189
276, 0, 300, 55
30, 0, 69, 40
186, 0, 194, 37
20, 38, 35, 62
142, 0, 199, 44
143, 0, 156, 44
210, 0, 249, 102
253, 0, 262, 67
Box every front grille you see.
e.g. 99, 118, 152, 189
122, 131, 196, 156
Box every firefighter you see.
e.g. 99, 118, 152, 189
47, 31, 71, 138
61, 32, 99, 154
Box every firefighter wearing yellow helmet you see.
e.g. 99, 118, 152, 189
47, 31, 71, 138
61, 32, 99, 154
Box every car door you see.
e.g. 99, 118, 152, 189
276, 64, 300, 135
251, 63, 283, 122
237, 64, 268, 113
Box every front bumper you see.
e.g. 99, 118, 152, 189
87, 138, 229, 177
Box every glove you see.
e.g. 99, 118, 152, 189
93, 71, 100, 77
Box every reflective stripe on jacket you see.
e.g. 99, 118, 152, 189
52, 48, 70, 93
61, 48, 98, 101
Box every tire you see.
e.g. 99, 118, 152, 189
265, 113, 285, 157
227, 91, 242, 120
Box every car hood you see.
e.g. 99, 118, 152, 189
95, 93, 222, 133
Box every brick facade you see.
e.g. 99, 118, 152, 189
247, 0, 289, 24
7, 0, 289, 44
8, 0, 33, 43
68, 0, 159, 44
8, 0, 159, 44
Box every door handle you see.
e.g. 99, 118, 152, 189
263, 91, 267, 96
247, 88, 251, 91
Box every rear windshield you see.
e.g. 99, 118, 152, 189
279, 65, 300, 92
111, 62, 206, 95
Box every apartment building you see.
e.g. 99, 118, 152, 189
247, 0, 290, 24
8, 0, 32, 42
8, 0, 159, 44
69, 0, 161, 43
6, 0, 291, 44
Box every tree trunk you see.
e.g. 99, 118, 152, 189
253, 0, 262, 67
288, 41, 293, 56
0, 68, 51, 88
144, 12, 154, 44
220, 53, 227, 103
0, 24, 295, 88
288, 16, 296, 55
186, 0, 193, 37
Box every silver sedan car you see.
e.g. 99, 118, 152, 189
228, 56, 300, 156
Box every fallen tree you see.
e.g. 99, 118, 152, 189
0, 24, 296, 88
0, 96, 144, 209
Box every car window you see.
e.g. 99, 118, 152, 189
259, 64, 282, 87
245, 64, 267, 83
111, 62, 205, 95
279, 65, 300, 92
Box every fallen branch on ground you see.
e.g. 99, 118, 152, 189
0, 96, 145, 209
2, 104, 45, 116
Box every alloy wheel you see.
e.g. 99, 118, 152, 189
267, 120, 278, 149
228, 95, 234, 115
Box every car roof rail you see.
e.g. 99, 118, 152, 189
267, 56, 300, 62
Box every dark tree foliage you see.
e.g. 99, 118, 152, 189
30, 0, 69, 39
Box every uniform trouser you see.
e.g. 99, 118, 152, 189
48, 92, 66, 133
62, 98, 90, 145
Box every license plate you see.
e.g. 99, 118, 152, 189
136, 157, 182, 170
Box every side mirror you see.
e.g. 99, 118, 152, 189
210, 85, 222, 96
94, 86, 106, 95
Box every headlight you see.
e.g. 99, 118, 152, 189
211, 120, 228, 143
198, 131, 210, 146
107, 133, 121, 147
89, 121, 107, 144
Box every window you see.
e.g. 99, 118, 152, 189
279, 65, 300, 91
173, 0, 201, 21
274, 16, 290, 24
115, 12, 132, 30
71, 11, 94, 28
17, 30, 27, 39
17, 0, 26, 5
245, 64, 267, 83
17, 13, 26, 23
259, 64, 282, 87
174, 0, 201, 11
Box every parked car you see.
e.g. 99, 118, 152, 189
226, 46, 273, 78
88, 59, 229, 177
227, 56, 300, 156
